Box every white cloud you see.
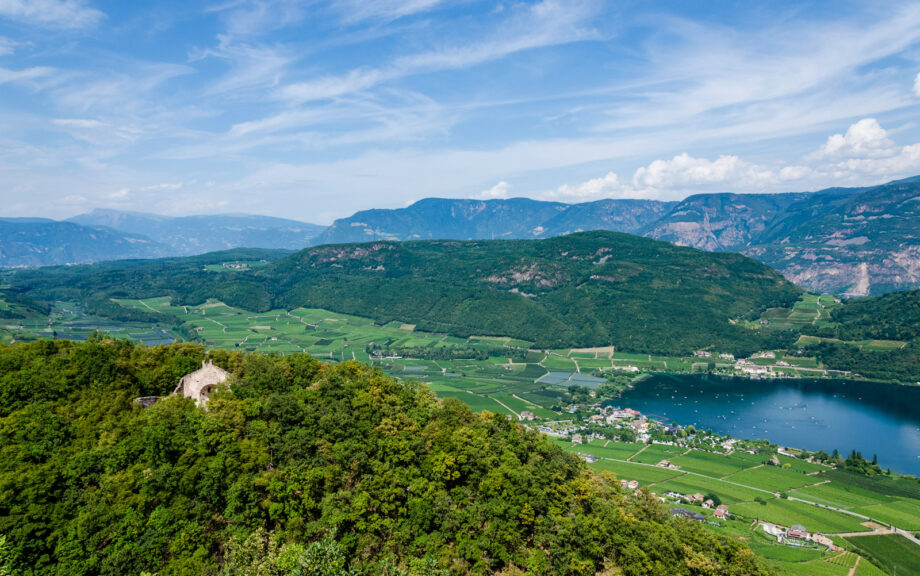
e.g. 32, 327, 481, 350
632, 153, 774, 191
542, 118, 920, 203
476, 181, 511, 199
546, 171, 627, 201
0, 0, 103, 30
815, 118, 896, 159
206, 0, 303, 37
913, 72, 920, 97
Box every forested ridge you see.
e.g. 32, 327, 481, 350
798, 289, 920, 383
0, 338, 771, 575
4, 231, 801, 356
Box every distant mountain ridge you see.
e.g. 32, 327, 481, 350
0, 210, 325, 267
4, 178, 919, 294
0, 220, 168, 267
68, 209, 325, 256
313, 197, 675, 244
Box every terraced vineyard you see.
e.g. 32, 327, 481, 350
553, 437, 920, 576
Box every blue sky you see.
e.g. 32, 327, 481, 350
2, 0, 920, 224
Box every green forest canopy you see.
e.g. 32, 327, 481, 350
0, 338, 770, 576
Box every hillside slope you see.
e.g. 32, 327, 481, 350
798, 289, 920, 383
6, 231, 802, 355
0, 339, 771, 575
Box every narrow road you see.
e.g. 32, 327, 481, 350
846, 555, 860, 576
627, 445, 648, 462
513, 393, 543, 409
484, 394, 519, 419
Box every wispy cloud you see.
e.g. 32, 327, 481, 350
281, 0, 602, 102
206, 0, 304, 37
0, 0, 103, 30
332, 0, 448, 24
0, 65, 55, 85
193, 35, 292, 95
0, 35, 17, 55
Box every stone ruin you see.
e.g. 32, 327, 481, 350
172, 359, 230, 405
133, 359, 232, 407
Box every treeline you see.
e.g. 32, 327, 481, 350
0, 338, 771, 575
831, 289, 920, 341
805, 341, 920, 383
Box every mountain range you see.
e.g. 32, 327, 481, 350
315, 178, 920, 296
2, 178, 919, 295
0, 211, 324, 267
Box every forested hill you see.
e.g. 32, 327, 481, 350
0, 338, 771, 575
797, 289, 920, 383
5, 231, 802, 355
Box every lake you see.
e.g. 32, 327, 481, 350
617, 374, 920, 475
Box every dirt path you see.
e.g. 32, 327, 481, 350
846, 555, 860, 576
204, 317, 227, 333
487, 395, 520, 419
512, 393, 542, 409
722, 463, 762, 480
628, 445, 649, 462
834, 530, 894, 537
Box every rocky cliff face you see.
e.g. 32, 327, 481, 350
643, 193, 807, 251
743, 181, 920, 295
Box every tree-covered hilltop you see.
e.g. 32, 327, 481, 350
0, 338, 771, 576
5, 231, 801, 355
830, 289, 920, 342
796, 289, 920, 383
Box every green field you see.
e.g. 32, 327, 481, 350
845, 534, 920, 576
670, 449, 762, 478
588, 460, 686, 486
790, 482, 893, 510
652, 474, 767, 504
727, 465, 820, 491
731, 498, 867, 533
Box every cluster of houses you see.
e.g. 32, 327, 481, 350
662, 492, 730, 518
585, 406, 653, 441
693, 349, 798, 377
761, 522, 836, 550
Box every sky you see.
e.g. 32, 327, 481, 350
2, 1, 920, 224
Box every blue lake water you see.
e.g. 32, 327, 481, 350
617, 374, 920, 476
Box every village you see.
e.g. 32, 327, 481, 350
525, 401, 876, 555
